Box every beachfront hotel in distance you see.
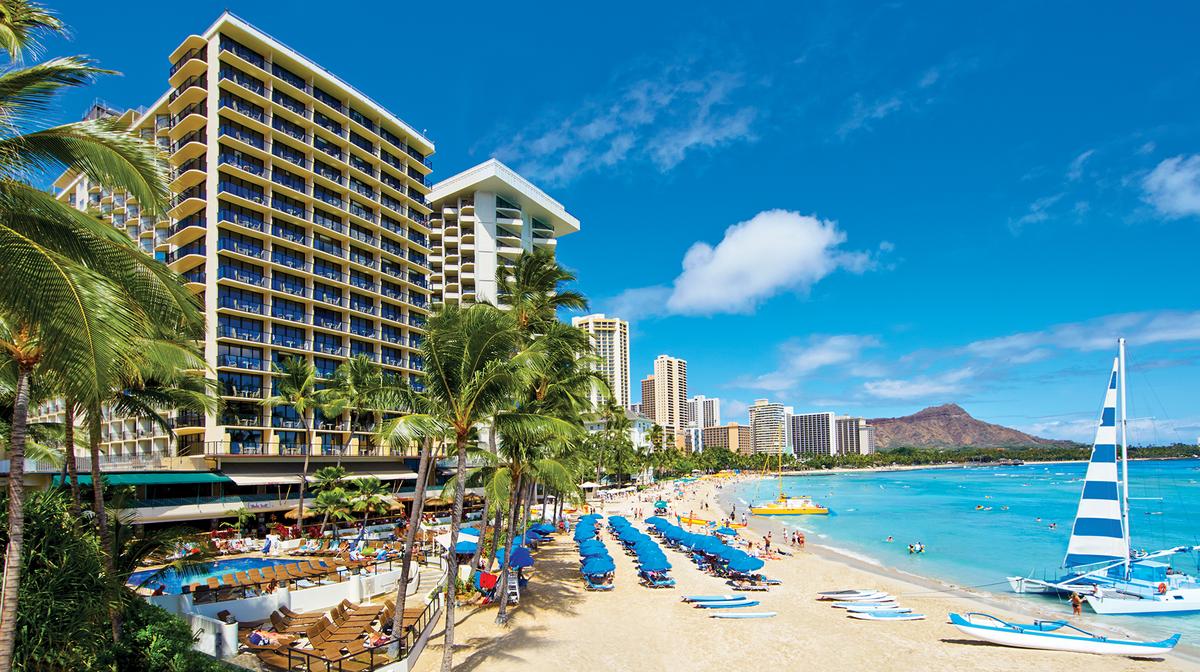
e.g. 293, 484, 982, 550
572, 313, 631, 409
27, 12, 580, 530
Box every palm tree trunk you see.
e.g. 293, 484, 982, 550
297, 420, 312, 535
468, 491, 489, 572
63, 400, 81, 518
494, 472, 523, 625
488, 496, 503, 566
0, 362, 33, 670
87, 411, 120, 642
439, 432, 469, 672
540, 486, 550, 522
389, 437, 433, 657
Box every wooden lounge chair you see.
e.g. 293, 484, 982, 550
206, 577, 221, 590
278, 606, 325, 625
220, 573, 239, 586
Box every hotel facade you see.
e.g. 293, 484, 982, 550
35, 13, 445, 525
572, 313, 631, 409
427, 158, 579, 306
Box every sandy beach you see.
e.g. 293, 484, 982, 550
414, 476, 1198, 672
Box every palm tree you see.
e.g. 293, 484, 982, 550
323, 355, 384, 455
412, 304, 528, 672
310, 489, 352, 537
262, 356, 320, 528
349, 476, 391, 527
371, 374, 448, 656
494, 247, 587, 336
0, 22, 206, 658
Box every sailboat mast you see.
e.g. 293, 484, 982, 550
1119, 337, 1131, 575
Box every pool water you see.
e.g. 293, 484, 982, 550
129, 557, 299, 594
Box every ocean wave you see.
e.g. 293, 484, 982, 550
814, 543, 884, 567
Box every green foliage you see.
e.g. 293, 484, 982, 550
111, 600, 230, 672
2, 489, 230, 671
6, 489, 111, 671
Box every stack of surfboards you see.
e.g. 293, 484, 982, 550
817, 589, 925, 621
682, 594, 776, 619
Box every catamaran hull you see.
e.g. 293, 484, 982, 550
1086, 591, 1200, 615
951, 616, 1180, 655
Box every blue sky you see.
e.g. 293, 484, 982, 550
44, 1, 1200, 443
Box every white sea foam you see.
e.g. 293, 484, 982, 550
814, 543, 885, 568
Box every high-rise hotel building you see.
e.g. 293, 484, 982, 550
36, 13, 436, 523
572, 314, 631, 409
651, 355, 688, 446
427, 158, 579, 306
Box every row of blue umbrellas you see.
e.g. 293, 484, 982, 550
646, 517, 764, 574
575, 514, 615, 577
609, 517, 671, 574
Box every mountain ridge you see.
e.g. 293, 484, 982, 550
867, 403, 1075, 450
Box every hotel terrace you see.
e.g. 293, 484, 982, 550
33, 13, 439, 528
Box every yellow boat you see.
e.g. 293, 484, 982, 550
751, 438, 829, 515
750, 494, 829, 516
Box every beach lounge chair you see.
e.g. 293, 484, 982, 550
584, 575, 614, 591
278, 606, 325, 625
206, 577, 222, 590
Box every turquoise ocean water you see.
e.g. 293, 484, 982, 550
730, 459, 1200, 642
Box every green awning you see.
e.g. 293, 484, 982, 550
51, 472, 232, 486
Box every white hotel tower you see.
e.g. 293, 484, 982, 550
427, 159, 580, 306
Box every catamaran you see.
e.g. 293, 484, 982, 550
1007, 338, 1200, 615
751, 434, 828, 516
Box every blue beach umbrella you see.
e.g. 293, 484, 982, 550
581, 556, 616, 574
495, 546, 535, 569
716, 527, 738, 536
460, 526, 482, 536
453, 540, 477, 554
654, 500, 668, 508
638, 555, 671, 572
728, 555, 766, 573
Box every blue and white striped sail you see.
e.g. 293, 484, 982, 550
1063, 357, 1127, 568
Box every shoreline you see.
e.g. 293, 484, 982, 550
719, 474, 1200, 665
412, 475, 1196, 672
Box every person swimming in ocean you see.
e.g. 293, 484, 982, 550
885, 536, 894, 543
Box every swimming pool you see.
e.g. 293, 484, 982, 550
129, 557, 298, 594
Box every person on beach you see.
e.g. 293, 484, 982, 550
1070, 592, 1083, 616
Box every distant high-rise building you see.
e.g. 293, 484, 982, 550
836, 416, 876, 455
629, 403, 643, 416
789, 412, 837, 455
640, 375, 656, 422
862, 424, 876, 454
687, 395, 722, 428
701, 423, 753, 454
572, 313, 630, 409
748, 399, 788, 454
428, 158, 579, 306
652, 355, 688, 441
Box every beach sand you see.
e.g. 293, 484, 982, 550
413, 477, 1197, 672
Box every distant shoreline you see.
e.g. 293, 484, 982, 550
765, 455, 1189, 478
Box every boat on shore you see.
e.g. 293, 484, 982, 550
950, 612, 1181, 655
1006, 339, 1200, 615
751, 494, 829, 515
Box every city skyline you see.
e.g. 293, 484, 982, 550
43, 1, 1200, 444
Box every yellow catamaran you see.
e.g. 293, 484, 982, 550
750, 436, 829, 516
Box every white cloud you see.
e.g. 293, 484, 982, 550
964, 311, 1200, 362
863, 367, 975, 400
493, 68, 758, 186
1142, 155, 1200, 218
1027, 415, 1200, 444
1067, 149, 1095, 181
1009, 193, 1064, 232
722, 399, 750, 423
667, 210, 876, 315
746, 334, 880, 391
608, 210, 881, 320
837, 56, 977, 139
